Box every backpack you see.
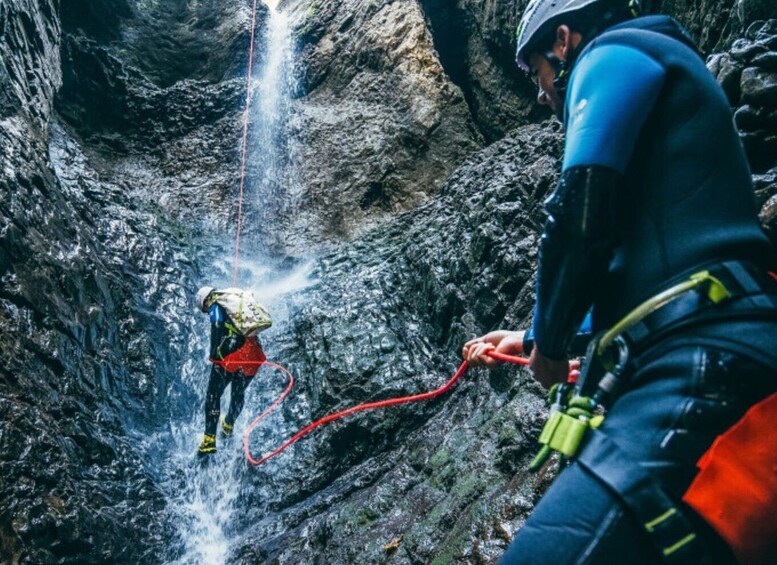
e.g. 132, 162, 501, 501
211, 288, 272, 336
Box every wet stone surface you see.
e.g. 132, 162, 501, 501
2, 0, 777, 563
710, 20, 777, 177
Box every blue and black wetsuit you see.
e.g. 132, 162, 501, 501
204, 303, 253, 437
503, 16, 777, 564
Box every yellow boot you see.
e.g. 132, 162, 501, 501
198, 434, 216, 456
220, 419, 234, 439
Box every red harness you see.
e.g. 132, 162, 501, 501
211, 337, 266, 377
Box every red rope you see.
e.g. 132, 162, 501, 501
241, 351, 532, 467
232, 0, 260, 287
241, 361, 295, 464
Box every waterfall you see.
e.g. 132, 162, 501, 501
245, 4, 297, 256
150, 5, 310, 564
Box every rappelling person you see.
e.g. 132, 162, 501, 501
463, 0, 777, 562
195, 286, 272, 456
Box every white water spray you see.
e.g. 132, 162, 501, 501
249, 6, 297, 244
157, 5, 301, 564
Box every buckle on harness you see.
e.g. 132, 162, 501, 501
530, 335, 628, 472
529, 268, 736, 473
597, 269, 732, 357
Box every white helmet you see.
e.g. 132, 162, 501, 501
515, 0, 645, 72
195, 286, 216, 312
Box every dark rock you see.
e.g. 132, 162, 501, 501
711, 52, 744, 103
3, 0, 777, 563
752, 51, 777, 70
760, 192, 777, 244
734, 104, 762, 129
731, 37, 768, 62
419, 0, 542, 142
740, 130, 777, 173
660, 0, 744, 53
279, 0, 485, 249
736, 0, 776, 28
741, 66, 777, 105
746, 19, 777, 42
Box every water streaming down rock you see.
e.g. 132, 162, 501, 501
2, 0, 777, 562
244, 6, 299, 256
152, 5, 306, 564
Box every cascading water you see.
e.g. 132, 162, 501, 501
145, 5, 311, 564
245, 2, 298, 254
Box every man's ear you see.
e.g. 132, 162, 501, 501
555, 24, 572, 60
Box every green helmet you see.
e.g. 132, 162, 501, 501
515, 0, 646, 72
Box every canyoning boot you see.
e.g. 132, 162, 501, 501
197, 434, 217, 456
220, 418, 234, 439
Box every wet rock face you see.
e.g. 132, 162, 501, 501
3, 0, 777, 562
231, 123, 563, 564
1, 0, 223, 562
708, 19, 777, 244
419, 0, 544, 142
0, 1, 61, 126
279, 0, 485, 247
659, 0, 743, 52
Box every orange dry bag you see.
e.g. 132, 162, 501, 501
682, 392, 777, 564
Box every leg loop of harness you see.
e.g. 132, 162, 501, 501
577, 430, 708, 563
528, 260, 777, 559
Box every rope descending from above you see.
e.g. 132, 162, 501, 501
232, 0, 260, 287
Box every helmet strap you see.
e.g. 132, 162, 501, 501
547, 49, 577, 102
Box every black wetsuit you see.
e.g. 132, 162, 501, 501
502, 16, 777, 564
204, 303, 254, 436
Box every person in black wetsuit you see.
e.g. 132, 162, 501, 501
463, 0, 777, 562
196, 286, 266, 456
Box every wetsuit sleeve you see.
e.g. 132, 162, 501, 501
563, 44, 666, 173
533, 44, 666, 360
208, 304, 224, 359
524, 311, 593, 357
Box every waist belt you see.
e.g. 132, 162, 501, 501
598, 260, 777, 358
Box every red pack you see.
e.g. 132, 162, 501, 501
683, 392, 777, 564
212, 337, 266, 377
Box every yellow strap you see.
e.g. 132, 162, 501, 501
663, 534, 697, 556
645, 507, 677, 531
689, 271, 731, 304
598, 270, 731, 355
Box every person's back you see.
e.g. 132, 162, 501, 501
464, 2, 777, 562
569, 16, 775, 327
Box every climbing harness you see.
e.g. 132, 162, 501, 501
211, 336, 267, 377
239, 350, 543, 467
232, 0, 260, 287
527, 260, 777, 562
530, 260, 777, 471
